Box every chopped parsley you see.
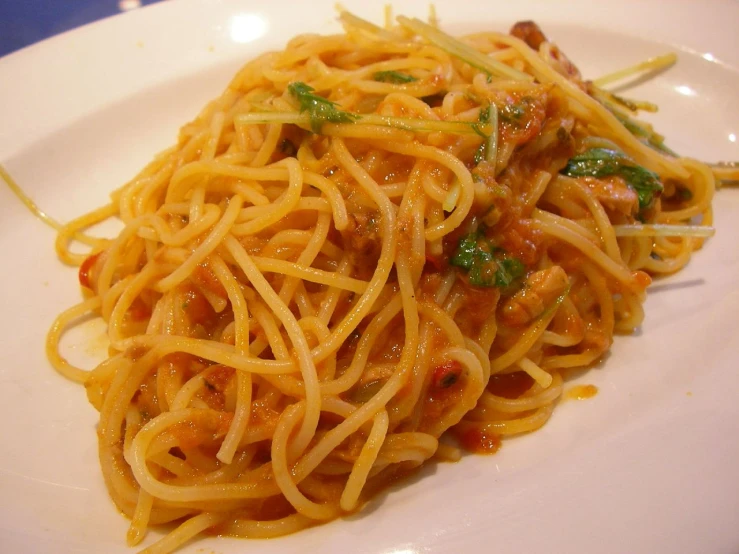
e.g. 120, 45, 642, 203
287, 82, 357, 133
561, 147, 663, 212
373, 70, 418, 84
450, 228, 525, 288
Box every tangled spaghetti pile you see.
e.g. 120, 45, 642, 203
47, 12, 720, 554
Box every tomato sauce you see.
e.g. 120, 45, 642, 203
192, 262, 228, 300
453, 427, 501, 454
566, 384, 598, 400
419, 363, 465, 432
78, 251, 101, 290
487, 371, 534, 398
204, 365, 235, 392
169, 411, 234, 450
498, 93, 547, 146
181, 285, 217, 327
494, 219, 544, 266
128, 297, 152, 322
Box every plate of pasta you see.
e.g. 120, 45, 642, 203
1, 0, 738, 553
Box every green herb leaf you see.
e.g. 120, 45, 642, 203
499, 97, 532, 125
561, 147, 663, 211
603, 102, 679, 156
373, 70, 418, 84
450, 232, 481, 270
495, 258, 526, 287
287, 82, 357, 133
478, 106, 492, 124
618, 165, 664, 210
450, 229, 525, 287
562, 147, 623, 177
473, 142, 487, 165
471, 104, 498, 162
471, 105, 490, 139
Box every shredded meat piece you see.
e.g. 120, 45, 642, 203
510, 20, 548, 50
582, 175, 639, 217
546, 44, 585, 85
343, 210, 381, 280
510, 20, 586, 89
499, 266, 569, 327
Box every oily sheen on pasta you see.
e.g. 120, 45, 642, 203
47, 13, 718, 554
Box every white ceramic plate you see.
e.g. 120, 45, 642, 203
1, 1, 738, 552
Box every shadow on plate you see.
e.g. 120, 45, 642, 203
648, 278, 705, 294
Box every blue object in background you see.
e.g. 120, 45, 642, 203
0, 0, 164, 57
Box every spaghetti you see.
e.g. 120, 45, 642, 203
42, 11, 727, 554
